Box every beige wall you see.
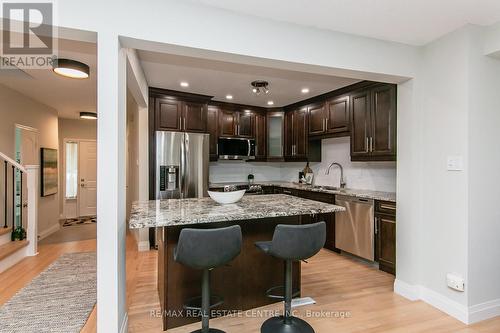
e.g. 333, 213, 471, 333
0, 84, 59, 238
58, 118, 97, 217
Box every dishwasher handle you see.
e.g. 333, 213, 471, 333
336, 195, 374, 205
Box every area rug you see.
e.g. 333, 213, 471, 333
62, 215, 97, 227
0, 252, 96, 333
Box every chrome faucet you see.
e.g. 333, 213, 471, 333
325, 162, 346, 188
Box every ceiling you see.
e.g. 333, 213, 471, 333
188, 0, 500, 46
0, 37, 96, 119
139, 51, 360, 108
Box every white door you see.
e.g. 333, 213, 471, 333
79, 141, 97, 216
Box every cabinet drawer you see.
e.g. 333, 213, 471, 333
375, 200, 396, 216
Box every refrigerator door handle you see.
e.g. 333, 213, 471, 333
180, 134, 186, 199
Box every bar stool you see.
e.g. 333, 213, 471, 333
174, 225, 242, 333
255, 222, 326, 333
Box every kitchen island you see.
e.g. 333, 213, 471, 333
129, 194, 345, 330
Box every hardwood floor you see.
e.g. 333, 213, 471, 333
1, 234, 499, 332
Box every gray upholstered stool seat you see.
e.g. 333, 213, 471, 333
255, 222, 326, 333
174, 225, 242, 333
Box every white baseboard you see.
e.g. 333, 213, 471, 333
137, 240, 150, 252
395, 279, 500, 324
120, 313, 128, 333
468, 298, 500, 324
38, 223, 60, 240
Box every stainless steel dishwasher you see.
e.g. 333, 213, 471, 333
335, 195, 375, 261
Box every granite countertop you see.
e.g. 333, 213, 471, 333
210, 181, 396, 203
129, 194, 345, 229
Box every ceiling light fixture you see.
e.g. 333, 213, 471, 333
180, 81, 189, 87
267, 101, 274, 106
53, 59, 90, 79
80, 112, 97, 120
226, 95, 233, 100
301, 88, 310, 94
251, 80, 270, 95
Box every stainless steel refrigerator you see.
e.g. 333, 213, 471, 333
156, 131, 209, 200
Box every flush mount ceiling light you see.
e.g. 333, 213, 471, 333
53, 59, 90, 79
267, 101, 274, 106
80, 112, 97, 120
301, 88, 310, 94
251, 80, 269, 95
225, 94, 233, 100
180, 81, 189, 87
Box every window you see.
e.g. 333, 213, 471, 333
65, 142, 78, 199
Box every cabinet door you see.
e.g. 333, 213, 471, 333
183, 101, 207, 133
294, 108, 308, 158
284, 111, 294, 158
255, 113, 267, 159
207, 106, 219, 160
308, 103, 326, 135
219, 109, 236, 137
350, 90, 371, 158
267, 112, 284, 159
377, 215, 396, 275
237, 111, 254, 137
155, 98, 182, 131
327, 95, 350, 134
371, 84, 396, 159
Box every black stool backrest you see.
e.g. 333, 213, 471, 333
269, 222, 326, 261
174, 225, 242, 270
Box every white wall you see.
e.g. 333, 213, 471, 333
210, 137, 397, 192
0, 84, 60, 238
58, 118, 97, 218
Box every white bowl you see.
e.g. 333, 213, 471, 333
208, 189, 246, 204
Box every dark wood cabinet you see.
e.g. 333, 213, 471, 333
375, 200, 396, 275
284, 108, 313, 160
350, 84, 396, 161
326, 95, 350, 134
219, 109, 237, 137
207, 106, 219, 161
183, 101, 207, 133
237, 111, 254, 137
255, 113, 267, 159
308, 103, 327, 136
156, 98, 182, 131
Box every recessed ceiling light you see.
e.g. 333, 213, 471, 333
53, 59, 89, 79
180, 81, 189, 87
226, 95, 233, 100
267, 101, 274, 106
301, 88, 310, 94
80, 112, 97, 120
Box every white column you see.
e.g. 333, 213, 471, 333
25, 165, 39, 256
97, 33, 128, 333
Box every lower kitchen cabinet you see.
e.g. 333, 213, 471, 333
375, 200, 396, 275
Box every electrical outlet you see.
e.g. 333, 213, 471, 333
447, 273, 465, 292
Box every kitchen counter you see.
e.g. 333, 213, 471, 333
129, 194, 345, 229
210, 181, 396, 202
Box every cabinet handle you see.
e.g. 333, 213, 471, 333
183, 117, 186, 130
370, 137, 373, 152
375, 217, 379, 235
379, 203, 396, 211
324, 118, 327, 131
283, 189, 292, 194
366, 137, 369, 152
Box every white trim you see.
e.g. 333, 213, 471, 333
0, 151, 26, 172
15, 124, 38, 132
137, 240, 150, 252
468, 299, 500, 324
38, 223, 60, 240
419, 285, 468, 324
119, 313, 128, 333
394, 279, 419, 301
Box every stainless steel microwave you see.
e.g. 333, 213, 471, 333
218, 137, 255, 160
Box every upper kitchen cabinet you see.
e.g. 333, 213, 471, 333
150, 88, 212, 133
326, 95, 350, 135
207, 105, 219, 161
285, 108, 321, 162
218, 109, 255, 138
308, 102, 327, 136
254, 112, 267, 160
350, 83, 396, 161
267, 111, 285, 161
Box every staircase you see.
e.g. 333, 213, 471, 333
0, 152, 38, 273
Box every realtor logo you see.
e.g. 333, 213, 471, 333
1, 1, 57, 69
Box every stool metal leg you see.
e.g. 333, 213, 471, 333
193, 269, 225, 333
260, 260, 315, 333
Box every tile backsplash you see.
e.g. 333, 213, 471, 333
209, 136, 396, 192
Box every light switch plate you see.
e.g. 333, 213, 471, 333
447, 156, 463, 171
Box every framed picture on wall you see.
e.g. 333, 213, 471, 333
41, 148, 58, 197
